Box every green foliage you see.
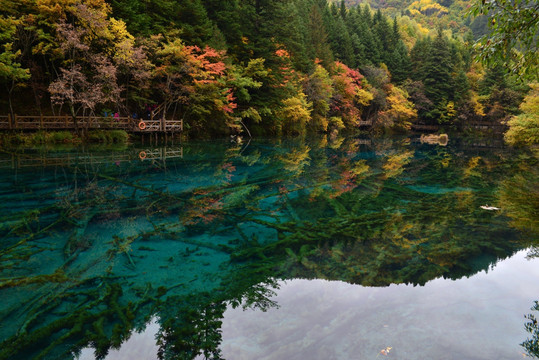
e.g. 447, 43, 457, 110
1, 135, 538, 358
0, 0, 532, 136
304, 64, 333, 132
522, 301, 539, 358
469, 0, 539, 81
0, 131, 78, 146
0, 43, 30, 84
49, 131, 74, 143
87, 130, 129, 144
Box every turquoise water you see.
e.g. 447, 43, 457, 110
0, 136, 538, 359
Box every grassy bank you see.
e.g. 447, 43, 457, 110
0, 130, 130, 147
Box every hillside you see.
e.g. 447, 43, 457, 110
329, 0, 487, 39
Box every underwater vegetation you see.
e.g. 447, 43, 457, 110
0, 136, 538, 359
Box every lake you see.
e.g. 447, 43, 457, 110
1, 135, 538, 360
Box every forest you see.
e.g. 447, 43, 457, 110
0, 0, 537, 140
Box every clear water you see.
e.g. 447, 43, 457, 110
0, 135, 538, 360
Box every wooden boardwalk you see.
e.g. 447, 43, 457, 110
412, 122, 507, 132
0, 114, 183, 133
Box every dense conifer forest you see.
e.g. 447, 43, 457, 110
0, 0, 536, 138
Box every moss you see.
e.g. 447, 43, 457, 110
0, 282, 135, 360
0, 269, 69, 289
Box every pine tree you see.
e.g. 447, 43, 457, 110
340, 0, 347, 19
410, 37, 432, 82
423, 31, 453, 105
388, 41, 411, 84
328, 16, 354, 66
307, 4, 333, 68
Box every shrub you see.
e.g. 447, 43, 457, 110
49, 131, 74, 143
505, 83, 539, 146
87, 130, 129, 144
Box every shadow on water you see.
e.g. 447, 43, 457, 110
0, 135, 538, 359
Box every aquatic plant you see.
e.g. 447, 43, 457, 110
0, 137, 537, 360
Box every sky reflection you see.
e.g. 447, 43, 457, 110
220, 249, 539, 360
78, 249, 539, 360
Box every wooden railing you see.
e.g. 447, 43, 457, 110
412, 124, 440, 131
358, 120, 372, 127
137, 147, 183, 161
0, 114, 183, 132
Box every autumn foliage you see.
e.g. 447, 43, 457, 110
4, 0, 527, 138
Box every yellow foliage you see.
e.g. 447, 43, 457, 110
388, 86, 417, 119
464, 156, 481, 177
520, 83, 539, 114
329, 116, 345, 131
466, 62, 485, 91
505, 83, 539, 146
356, 88, 374, 106
378, 85, 417, 131
36, 0, 77, 19
350, 160, 370, 177
446, 101, 457, 119
470, 91, 485, 117
109, 18, 136, 63
417, 23, 431, 36
383, 151, 414, 179
279, 145, 311, 175
408, 0, 449, 16
278, 92, 313, 135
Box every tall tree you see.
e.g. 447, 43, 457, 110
307, 4, 333, 68
0, 16, 30, 123
387, 40, 411, 85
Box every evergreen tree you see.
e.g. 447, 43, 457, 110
388, 41, 411, 85
422, 31, 455, 121
350, 33, 366, 68
391, 17, 400, 48
340, 0, 347, 19
307, 4, 333, 68
203, 0, 243, 53
358, 23, 381, 66
373, 10, 393, 65
410, 37, 432, 82
328, 16, 354, 66
175, 0, 215, 45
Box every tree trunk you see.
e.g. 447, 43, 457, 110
69, 104, 79, 135
7, 80, 15, 129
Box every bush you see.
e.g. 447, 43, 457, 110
109, 130, 129, 143
87, 130, 129, 144
49, 131, 74, 143
505, 83, 539, 146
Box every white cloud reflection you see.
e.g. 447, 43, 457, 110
77, 250, 539, 360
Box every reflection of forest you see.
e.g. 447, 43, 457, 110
0, 136, 538, 359
523, 301, 539, 358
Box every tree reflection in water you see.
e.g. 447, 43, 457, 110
523, 301, 539, 358
0, 136, 538, 359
